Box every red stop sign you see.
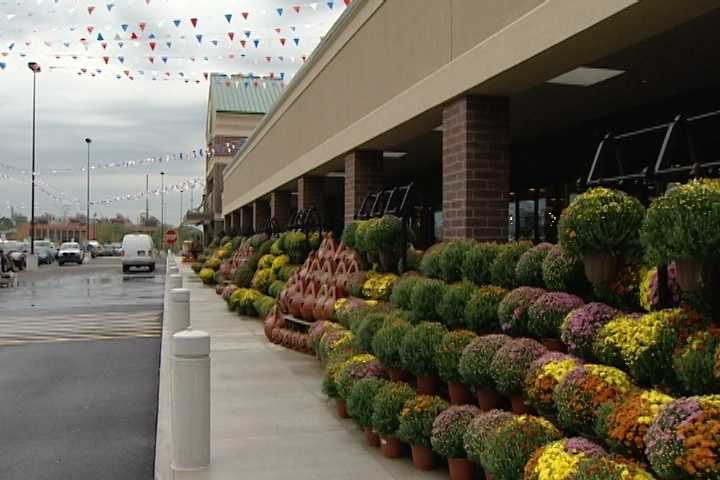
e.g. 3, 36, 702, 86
165, 229, 178, 245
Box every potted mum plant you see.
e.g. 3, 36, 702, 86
524, 437, 606, 480
461, 242, 499, 286
400, 322, 448, 394
524, 352, 583, 419
480, 415, 562, 480
371, 382, 416, 459
436, 282, 477, 329
365, 215, 404, 273
574, 454, 657, 480
409, 278, 448, 323
431, 405, 482, 480
553, 363, 633, 435
527, 291, 584, 350
542, 243, 590, 294
334, 354, 387, 416
673, 330, 720, 394
459, 334, 512, 410
595, 389, 673, 457
347, 377, 389, 447
515, 242, 554, 287
463, 410, 514, 479
489, 241, 533, 289
645, 395, 720, 479
440, 240, 477, 283
465, 285, 508, 333
558, 187, 645, 285
560, 302, 620, 360
641, 179, 720, 291
397, 394, 449, 470
372, 319, 412, 381
435, 330, 478, 405
489, 338, 547, 414
497, 287, 546, 335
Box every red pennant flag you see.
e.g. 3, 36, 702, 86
203, 72, 209, 80
293, 5, 301, 13
241, 12, 249, 19
130, 32, 139, 40
190, 18, 198, 28
265, 56, 271, 62
101, 42, 108, 49
274, 27, 282, 33
88, 6, 96, 14
103, 56, 109, 64
87, 26, 95, 34
139, 22, 147, 31
148, 56, 154, 63
279, 38, 286, 46
344, 0, 352, 5
227, 32, 235, 41
124, 70, 130, 76
149, 41, 156, 50
81, 68, 88, 73
240, 40, 246, 48
225, 81, 231, 87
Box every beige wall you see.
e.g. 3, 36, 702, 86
222, 0, 717, 215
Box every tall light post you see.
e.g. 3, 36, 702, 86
179, 189, 184, 227
85, 138, 92, 243
28, 61, 41, 255
160, 171, 165, 252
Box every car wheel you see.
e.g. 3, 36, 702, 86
122, 266, 129, 273
149, 265, 155, 273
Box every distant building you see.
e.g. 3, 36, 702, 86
188, 73, 284, 242
16, 222, 90, 243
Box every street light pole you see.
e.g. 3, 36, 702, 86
179, 189, 184, 227
85, 138, 92, 243
28, 62, 41, 255
160, 171, 165, 252
145, 174, 149, 225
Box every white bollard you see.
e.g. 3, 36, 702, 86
167, 273, 182, 291
167, 288, 190, 336
168, 265, 180, 276
172, 329, 211, 471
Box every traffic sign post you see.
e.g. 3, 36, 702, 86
165, 229, 178, 245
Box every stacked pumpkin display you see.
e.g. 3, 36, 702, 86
265, 233, 362, 353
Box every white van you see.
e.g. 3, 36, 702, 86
121, 234, 156, 273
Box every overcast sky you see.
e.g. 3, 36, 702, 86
0, 0, 344, 224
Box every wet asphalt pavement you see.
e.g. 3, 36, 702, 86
0, 257, 164, 480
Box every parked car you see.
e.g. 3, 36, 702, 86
33, 240, 55, 265
111, 243, 122, 256
57, 242, 84, 266
1, 241, 26, 270
86, 240, 101, 258
121, 234, 156, 273
96, 244, 116, 257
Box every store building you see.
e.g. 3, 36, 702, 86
221, 0, 720, 244
190, 73, 284, 240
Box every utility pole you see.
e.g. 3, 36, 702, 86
180, 189, 184, 227
28, 61, 41, 255
85, 138, 92, 242
145, 174, 149, 225
160, 171, 165, 251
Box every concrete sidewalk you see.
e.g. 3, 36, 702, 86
155, 264, 446, 480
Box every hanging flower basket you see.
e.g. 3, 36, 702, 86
583, 253, 619, 285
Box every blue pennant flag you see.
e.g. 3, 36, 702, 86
161, 56, 168, 63
293, 38, 300, 46
118, 56, 125, 64
173, 19, 181, 27
97, 33, 104, 41
327, 2, 334, 9
0, 62, 6, 70
121, 24, 129, 32
244, 31, 251, 38
106, 3, 114, 12
196, 34, 203, 44
253, 39, 260, 48
225, 14, 232, 23
276, 8, 283, 16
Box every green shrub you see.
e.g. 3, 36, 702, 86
515, 242, 553, 287
400, 322, 448, 377
419, 242, 446, 278
458, 334, 511, 388
405, 246, 423, 272
335, 354, 385, 400
270, 239, 283, 256
397, 395, 449, 448
372, 319, 412, 369
322, 354, 352, 398
462, 242, 500, 285
268, 280, 286, 299
497, 286, 545, 335
347, 378, 389, 428
353, 220, 371, 253
436, 282, 476, 329
409, 278, 447, 323
309, 232, 321, 250
232, 263, 254, 288
558, 187, 645, 258
371, 382, 416, 437
541, 244, 590, 293
229, 288, 262, 316
641, 179, 720, 264
673, 331, 720, 394
191, 262, 203, 273
258, 254, 275, 269
354, 313, 387, 353
465, 286, 508, 333
389, 275, 420, 310
490, 241, 532, 288
250, 268, 275, 294
277, 265, 299, 282
252, 295, 276, 318
435, 330, 477, 383
463, 410, 514, 465
440, 240, 475, 283
480, 415, 562, 480
199, 268, 217, 284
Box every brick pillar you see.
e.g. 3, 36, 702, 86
297, 176, 324, 211
344, 150, 383, 225
253, 200, 271, 232
270, 191, 292, 229
239, 206, 253, 235
442, 95, 510, 241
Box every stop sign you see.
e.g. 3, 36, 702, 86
165, 229, 178, 245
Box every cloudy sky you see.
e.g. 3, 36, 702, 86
0, 0, 345, 224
